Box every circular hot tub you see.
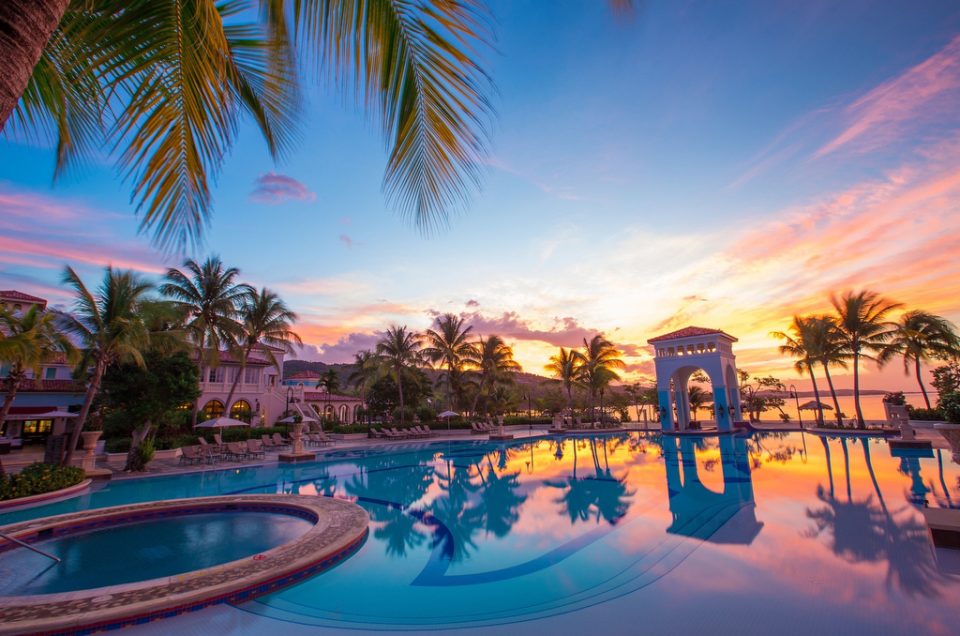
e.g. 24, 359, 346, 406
0, 495, 368, 635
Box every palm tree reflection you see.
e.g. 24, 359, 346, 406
806, 437, 949, 597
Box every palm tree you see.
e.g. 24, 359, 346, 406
831, 290, 903, 427
465, 335, 521, 415
0, 305, 77, 429
57, 266, 154, 465
0, 0, 502, 249
223, 287, 301, 411
575, 335, 625, 421
422, 313, 476, 411
687, 385, 711, 421
160, 256, 251, 424
879, 311, 960, 409
812, 315, 849, 426
348, 349, 381, 424
772, 315, 828, 426
376, 326, 422, 425
544, 347, 582, 412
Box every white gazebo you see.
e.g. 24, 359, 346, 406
648, 326, 743, 433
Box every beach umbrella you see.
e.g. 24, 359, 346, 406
798, 400, 833, 411
195, 417, 250, 438
438, 410, 459, 431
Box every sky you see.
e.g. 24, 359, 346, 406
2, 0, 960, 393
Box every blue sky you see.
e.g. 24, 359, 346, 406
2, 0, 960, 389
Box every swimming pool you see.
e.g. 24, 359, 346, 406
0, 510, 313, 595
2, 432, 959, 634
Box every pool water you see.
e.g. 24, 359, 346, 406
2, 432, 960, 635
0, 511, 312, 595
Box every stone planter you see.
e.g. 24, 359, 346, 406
934, 423, 960, 462
80, 430, 102, 473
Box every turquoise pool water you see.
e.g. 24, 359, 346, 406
0, 511, 312, 595
2, 432, 959, 634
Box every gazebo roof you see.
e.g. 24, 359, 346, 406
647, 326, 737, 344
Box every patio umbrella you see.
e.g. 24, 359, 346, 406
438, 410, 459, 431
195, 417, 250, 439
798, 400, 833, 411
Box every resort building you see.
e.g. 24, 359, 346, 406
195, 345, 288, 425
281, 374, 364, 424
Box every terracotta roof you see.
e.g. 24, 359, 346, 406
8, 406, 72, 416
192, 350, 271, 366
0, 290, 47, 308
647, 326, 737, 343
288, 371, 322, 380
303, 392, 362, 403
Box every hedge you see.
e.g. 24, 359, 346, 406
0, 463, 86, 501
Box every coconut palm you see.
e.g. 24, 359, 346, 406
223, 287, 301, 411
56, 266, 154, 465
810, 315, 849, 426
160, 256, 251, 424
375, 325, 422, 425
348, 349, 381, 423
422, 313, 476, 411
0, 305, 77, 430
464, 335, 521, 415
575, 335, 625, 421
772, 315, 829, 425
687, 385, 712, 421
879, 311, 960, 409
831, 290, 903, 427
0, 0, 505, 249
544, 347, 582, 412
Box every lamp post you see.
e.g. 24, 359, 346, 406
789, 384, 803, 429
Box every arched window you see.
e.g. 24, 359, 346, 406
230, 400, 252, 423
339, 405, 347, 421
202, 400, 225, 420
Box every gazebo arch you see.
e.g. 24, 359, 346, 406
648, 326, 743, 432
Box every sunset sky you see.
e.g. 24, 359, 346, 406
2, 1, 959, 392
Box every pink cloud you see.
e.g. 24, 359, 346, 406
815, 35, 960, 158
339, 234, 354, 248
249, 172, 316, 204
0, 235, 165, 274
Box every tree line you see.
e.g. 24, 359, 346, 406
0, 257, 301, 467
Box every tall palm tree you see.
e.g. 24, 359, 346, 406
0, 0, 504, 249
879, 311, 960, 409
575, 335, 624, 421
223, 287, 301, 411
375, 326, 422, 425
422, 313, 476, 411
811, 315, 849, 426
687, 385, 711, 421
831, 290, 903, 427
465, 335, 520, 415
544, 347, 582, 412
348, 349, 381, 424
772, 315, 828, 426
0, 305, 76, 429
160, 256, 251, 424
57, 266, 154, 465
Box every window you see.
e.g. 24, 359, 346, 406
207, 367, 224, 383
22, 419, 53, 435
45, 367, 57, 380
202, 400, 225, 420
230, 400, 252, 423
244, 367, 260, 384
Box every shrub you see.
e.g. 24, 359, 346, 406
883, 391, 906, 405
940, 392, 960, 424
906, 405, 944, 421
0, 463, 86, 501
127, 438, 156, 471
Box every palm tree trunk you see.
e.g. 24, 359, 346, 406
224, 345, 253, 411
819, 436, 835, 498
0, 0, 70, 127
62, 360, 105, 466
821, 362, 843, 426
852, 346, 865, 428
0, 377, 21, 429
807, 364, 824, 426
914, 357, 932, 409
840, 437, 852, 501
396, 367, 405, 425
192, 345, 205, 426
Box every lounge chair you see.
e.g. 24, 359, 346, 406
261, 434, 279, 450
369, 428, 386, 439
213, 433, 224, 447
198, 441, 221, 463
223, 442, 249, 461
272, 433, 291, 448
417, 426, 433, 438
246, 439, 265, 458
179, 445, 202, 465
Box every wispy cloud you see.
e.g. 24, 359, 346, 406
249, 172, 316, 204
339, 234, 354, 248
815, 35, 960, 158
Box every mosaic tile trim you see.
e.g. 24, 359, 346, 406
0, 494, 369, 635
